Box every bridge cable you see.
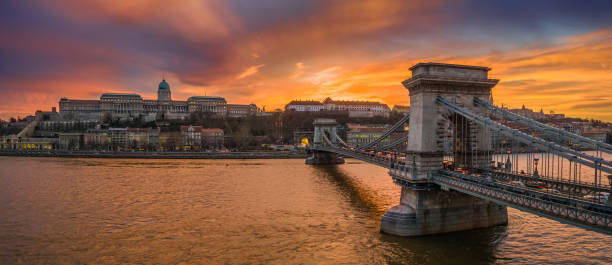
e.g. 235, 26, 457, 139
437, 96, 612, 174
474, 97, 612, 154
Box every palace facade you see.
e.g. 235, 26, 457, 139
59, 80, 257, 118
285, 97, 390, 118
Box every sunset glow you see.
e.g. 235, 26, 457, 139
1, 0, 611, 120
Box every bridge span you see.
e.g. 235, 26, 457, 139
306, 62, 612, 236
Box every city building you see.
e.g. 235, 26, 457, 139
392, 105, 410, 114
285, 98, 391, 117
180, 125, 202, 151
201, 128, 224, 149
58, 133, 83, 150
83, 129, 109, 150
127, 128, 159, 150
285, 100, 324, 112
59, 80, 258, 119
509, 105, 564, 121
323, 98, 390, 118
108, 128, 128, 150
159, 131, 181, 151
346, 124, 391, 146
3, 137, 57, 150
227, 104, 258, 117
582, 131, 609, 143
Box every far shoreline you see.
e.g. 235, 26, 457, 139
0, 150, 308, 159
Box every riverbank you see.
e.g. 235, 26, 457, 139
0, 150, 307, 159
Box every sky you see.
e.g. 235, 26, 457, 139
1, 0, 612, 121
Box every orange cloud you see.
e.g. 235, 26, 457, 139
236, 64, 265, 80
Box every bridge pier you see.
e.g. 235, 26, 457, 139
381, 186, 507, 236
305, 150, 345, 165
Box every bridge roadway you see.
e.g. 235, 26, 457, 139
488, 169, 610, 195
312, 145, 612, 234
433, 171, 611, 235
317, 145, 610, 197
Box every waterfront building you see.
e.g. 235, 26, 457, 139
59, 80, 258, 119
0, 136, 10, 149
108, 128, 128, 150
201, 128, 224, 149
11, 137, 57, 150
159, 131, 181, 151
58, 133, 83, 150
83, 129, 110, 150
180, 125, 202, 151
127, 128, 159, 150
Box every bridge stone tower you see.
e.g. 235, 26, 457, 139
381, 62, 508, 236
306, 119, 345, 165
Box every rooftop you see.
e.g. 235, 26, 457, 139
409, 62, 491, 71
187, 96, 226, 101
158, 79, 170, 90
286, 100, 323, 106
180, 125, 202, 132
323, 97, 389, 107
201, 128, 223, 133
100, 93, 143, 99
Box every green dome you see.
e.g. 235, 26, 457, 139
158, 79, 170, 90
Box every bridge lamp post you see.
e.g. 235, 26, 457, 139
505, 149, 512, 172
533, 158, 539, 178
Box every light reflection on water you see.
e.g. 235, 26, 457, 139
0, 157, 610, 264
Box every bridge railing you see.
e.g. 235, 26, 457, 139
434, 170, 612, 234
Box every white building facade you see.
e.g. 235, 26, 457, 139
59, 80, 257, 119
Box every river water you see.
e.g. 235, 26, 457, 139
0, 157, 610, 264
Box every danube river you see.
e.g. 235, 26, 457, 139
0, 157, 610, 264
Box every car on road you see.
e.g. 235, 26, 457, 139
542, 188, 562, 195
510, 181, 526, 187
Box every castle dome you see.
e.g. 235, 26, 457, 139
158, 79, 170, 90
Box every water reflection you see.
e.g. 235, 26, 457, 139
312, 165, 387, 217
312, 163, 506, 265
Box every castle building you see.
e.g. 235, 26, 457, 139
59, 80, 257, 118
285, 97, 390, 118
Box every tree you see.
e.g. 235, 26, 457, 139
235, 123, 252, 149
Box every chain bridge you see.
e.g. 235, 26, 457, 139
306, 62, 612, 236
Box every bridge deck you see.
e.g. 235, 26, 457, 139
312, 145, 612, 234
433, 170, 612, 235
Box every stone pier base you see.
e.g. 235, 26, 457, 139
381, 186, 507, 236
305, 151, 345, 165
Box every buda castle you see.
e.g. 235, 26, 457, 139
59, 80, 258, 119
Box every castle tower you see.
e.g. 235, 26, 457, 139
157, 79, 172, 112
157, 79, 171, 102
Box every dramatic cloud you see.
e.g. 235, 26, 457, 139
236, 64, 265, 80
1, 0, 611, 120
